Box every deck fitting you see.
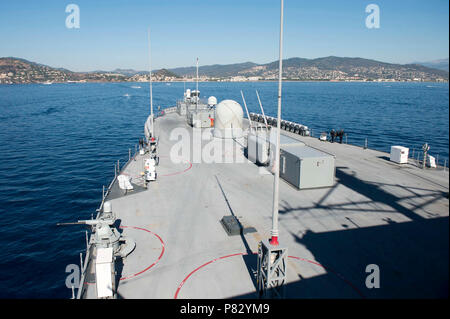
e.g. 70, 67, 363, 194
220, 215, 256, 236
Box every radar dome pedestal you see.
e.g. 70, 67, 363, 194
213, 100, 244, 139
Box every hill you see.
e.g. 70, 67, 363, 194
169, 62, 258, 78
0, 57, 128, 84
1, 56, 448, 84
414, 58, 449, 72
167, 56, 448, 81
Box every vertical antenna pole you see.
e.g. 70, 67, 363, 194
148, 28, 154, 138
257, 1, 287, 299
196, 57, 199, 112
256, 90, 269, 130
270, 0, 284, 246
240, 91, 253, 132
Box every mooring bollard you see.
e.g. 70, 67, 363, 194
364, 138, 368, 149
129, 148, 131, 161
345, 134, 348, 144
117, 159, 120, 174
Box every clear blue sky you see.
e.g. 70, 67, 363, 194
0, 0, 448, 71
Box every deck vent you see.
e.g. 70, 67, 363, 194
220, 215, 256, 236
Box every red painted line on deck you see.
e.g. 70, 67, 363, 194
174, 252, 364, 299
174, 252, 245, 299
159, 161, 192, 177
157, 155, 193, 177
118, 226, 165, 281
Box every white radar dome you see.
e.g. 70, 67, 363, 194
213, 100, 244, 139
207, 96, 217, 106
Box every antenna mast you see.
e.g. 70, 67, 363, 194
240, 91, 254, 133
148, 28, 154, 137
256, 0, 287, 299
255, 90, 269, 130
270, 0, 284, 246
196, 57, 199, 112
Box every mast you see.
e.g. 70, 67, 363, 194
148, 28, 154, 138
240, 91, 253, 133
196, 57, 199, 112
270, 0, 284, 246
255, 90, 269, 130
256, 4, 288, 296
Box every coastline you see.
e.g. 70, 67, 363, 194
1, 79, 448, 85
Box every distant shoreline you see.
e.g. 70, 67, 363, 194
1, 79, 448, 85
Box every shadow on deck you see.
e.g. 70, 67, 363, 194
234, 167, 448, 298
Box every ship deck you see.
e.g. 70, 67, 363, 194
81, 111, 449, 299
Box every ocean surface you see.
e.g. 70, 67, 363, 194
0, 81, 448, 298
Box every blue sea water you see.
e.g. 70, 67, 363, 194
0, 81, 448, 298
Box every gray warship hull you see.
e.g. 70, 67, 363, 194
75, 104, 449, 299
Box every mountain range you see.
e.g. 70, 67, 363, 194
165, 57, 449, 81
0, 56, 448, 84
412, 58, 449, 72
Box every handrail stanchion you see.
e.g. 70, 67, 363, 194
80, 252, 84, 272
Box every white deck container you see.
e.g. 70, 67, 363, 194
427, 155, 437, 168
390, 146, 409, 164
95, 247, 114, 298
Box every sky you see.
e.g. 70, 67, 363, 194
0, 0, 448, 72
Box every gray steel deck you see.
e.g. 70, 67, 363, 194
82, 111, 449, 299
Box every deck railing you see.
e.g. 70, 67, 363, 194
249, 112, 448, 173
76, 107, 176, 298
